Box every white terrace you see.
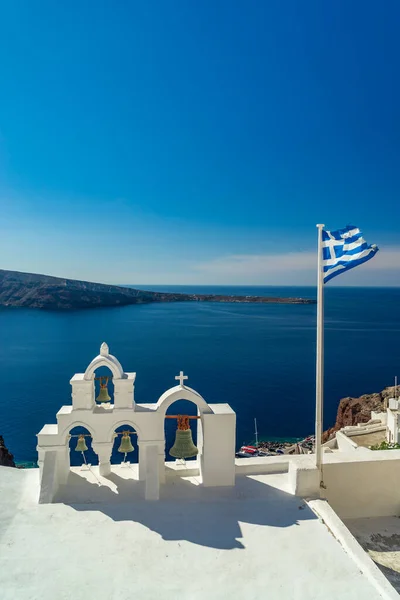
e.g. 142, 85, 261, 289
0, 466, 390, 600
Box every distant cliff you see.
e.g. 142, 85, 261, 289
323, 385, 395, 442
0, 269, 316, 311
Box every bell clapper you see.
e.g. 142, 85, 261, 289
121, 452, 130, 468
80, 450, 91, 471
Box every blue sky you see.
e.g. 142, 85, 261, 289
0, 0, 399, 285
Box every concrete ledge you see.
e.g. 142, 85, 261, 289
322, 449, 400, 464
165, 460, 200, 478
344, 425, 386, 436
308, 499, 400, 600
37, 424, 58, 437
235, 455, 290, 475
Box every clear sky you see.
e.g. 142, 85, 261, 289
0, 1, 399, 286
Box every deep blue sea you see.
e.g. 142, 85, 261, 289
1, 286, 399, 465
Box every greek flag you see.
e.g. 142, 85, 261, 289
322, 225, 378, 283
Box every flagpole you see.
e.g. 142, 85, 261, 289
315, 223, 325, 487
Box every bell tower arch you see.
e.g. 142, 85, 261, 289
70, 342, 136, 411
155, 372, 235, 487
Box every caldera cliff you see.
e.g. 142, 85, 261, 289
323, 385, 396, 442
0, 269, 315, 311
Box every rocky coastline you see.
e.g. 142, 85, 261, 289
0, 269, 316, 311
322, 385, 395, 442
258, 437, 315, 454
243, 385, 395, 455
0, 436, 16, 468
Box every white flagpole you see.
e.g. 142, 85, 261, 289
315, 224, 325, 487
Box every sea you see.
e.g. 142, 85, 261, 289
1, 285, 399, 466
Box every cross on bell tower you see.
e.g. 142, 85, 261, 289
175, 371, 188, 387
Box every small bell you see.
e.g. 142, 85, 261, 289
96, 376, 111, 403
169, 416, 198, 460
75, 435, 88, 452
118, 432, 134, 454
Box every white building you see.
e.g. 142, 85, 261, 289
387, 396, 400, 444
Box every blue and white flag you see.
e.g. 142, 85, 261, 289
322, 225, 378, 283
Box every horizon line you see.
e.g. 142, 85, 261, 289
125, 283, 400, 288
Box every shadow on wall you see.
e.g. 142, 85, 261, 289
66, 474, 315, 550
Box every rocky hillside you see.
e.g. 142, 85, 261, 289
323, 385, 396, 442
0, 436, 16, 467
0, 269, 315, 310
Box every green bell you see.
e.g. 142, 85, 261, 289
75, 435, 88, 452
96, 378, 111, 403
118, 432, 134, 454
170, 428, 198, 459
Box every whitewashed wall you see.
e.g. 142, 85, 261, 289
322, 451, 400, 518
371, 411, 387, 424
336, 431, 359, 452
386, 409, 399, 443
273, 450, 400, 519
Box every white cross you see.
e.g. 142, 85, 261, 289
175, 371, 188, 387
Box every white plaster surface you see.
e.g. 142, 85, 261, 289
0, 466, 386, 600
285, 450, 400, 519
322, 451, 400, 519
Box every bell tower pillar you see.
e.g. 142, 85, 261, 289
200, 406, 236, 487
70, 374, 95, 410
144, 444, 160, 500
113, 373, 136, 409
92, 441, 113, 477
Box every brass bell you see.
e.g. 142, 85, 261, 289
75, 435, 88, 452
170, 416, 198, 459
96, 377, 111, 403
118, 432, 134, 454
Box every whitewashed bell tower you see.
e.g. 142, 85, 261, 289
37, 343, 236, 504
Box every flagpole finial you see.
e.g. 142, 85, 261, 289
316, 224, 325, 229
